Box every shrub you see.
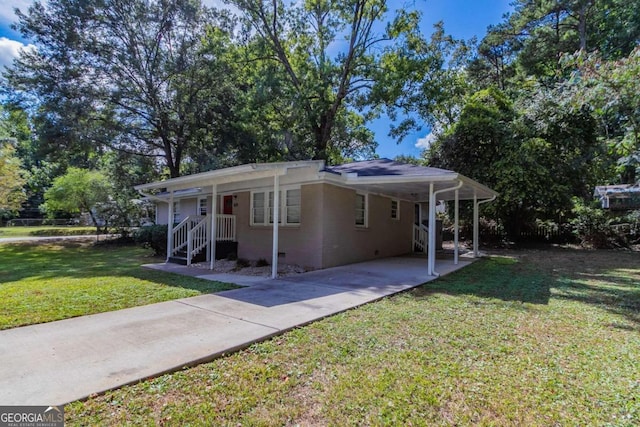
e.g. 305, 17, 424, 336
133, 225, 167, 256
570, 199, 635, 248
255, 258, 270, 267
235, 258, 250, 268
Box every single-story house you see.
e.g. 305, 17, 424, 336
594, 184, 640, 210
134, 159, 497, 278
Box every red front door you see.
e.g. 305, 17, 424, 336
223, 195, 233, 215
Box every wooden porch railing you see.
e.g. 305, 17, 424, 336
172, 215, 206, 256
172, 214, 237, 264
187, 218, 209, 266
413, 223, 428, 253
216, 214, 236, 242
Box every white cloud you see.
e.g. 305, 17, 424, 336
0, 37, 34, 69
415, 132, 437, 150
0, 0, 32, 23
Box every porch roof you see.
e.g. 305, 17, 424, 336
135, 159, 497, 202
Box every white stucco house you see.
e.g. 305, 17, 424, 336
135, 158, 497, 278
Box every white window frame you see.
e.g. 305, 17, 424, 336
284, 188, 301, 225
173, 200, 181, 224
251, 187, 301, 226
198, 196, 208, 216
391, 198, 400, 220
355, 192, 368, 228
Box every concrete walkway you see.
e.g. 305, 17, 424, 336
0, 256, 472, 405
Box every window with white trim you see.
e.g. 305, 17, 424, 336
391, 199, 399, 220
252, 192, 265, 224
198, 197, 207, 216
355, 193, 367, 227
267, 191, 282, 224
173, 201, 181, 223
285, 188, 301, 224
252, 188, 301, 226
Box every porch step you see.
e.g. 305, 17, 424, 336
168, 242, 238, 265
168, 249, 208, 265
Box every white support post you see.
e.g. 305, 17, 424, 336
428, 183, 435, 275
271, 174, 280, 279
473, 193, 479, 258
166, 191, 174, 262
209, 184, 217, 270
454, 189, 459, 265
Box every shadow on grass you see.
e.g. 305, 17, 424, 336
411, 247, 640, 327
0, 242, 235, 294
412, 256, 552, 305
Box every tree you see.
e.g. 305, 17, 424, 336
4, 0, 238, 178
473, 0, 640, 85
372, 21, 474, 141
568, 47, 640, 183
428, 86, 605, 238
42, 168, 112, 233
228, 0, 423, 162
0, 139, 27, 214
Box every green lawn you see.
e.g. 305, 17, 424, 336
0, 242, 238, 329
65, 248, 640, 426
0, 226, 99, 238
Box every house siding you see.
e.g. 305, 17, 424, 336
156, 203, 168, 225
235, 184, 324, 269
320, 183, 413, 268
153, 183, 413, 270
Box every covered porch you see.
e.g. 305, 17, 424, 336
135, 159, 498, 278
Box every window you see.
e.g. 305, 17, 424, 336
252, 188, 301, 226
268, 191, 282, 224
252, 192, 265, 224
355, 193, 367, 227
198, 197, 207, 216
172, 201, 181, 223
285, 189, 301, 224
391, 199, 399, 220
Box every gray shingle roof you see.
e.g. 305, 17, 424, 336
324, 158, 453, 177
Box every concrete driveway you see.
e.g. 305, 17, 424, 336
0, 256, 472, 405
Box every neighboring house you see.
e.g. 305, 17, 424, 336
135, 159, 497, 278
594, 184, 640, 210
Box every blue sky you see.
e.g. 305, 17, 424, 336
0, 0, 512, 159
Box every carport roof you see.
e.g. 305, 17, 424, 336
135, 158, 497, 202
322, 159, 497, 201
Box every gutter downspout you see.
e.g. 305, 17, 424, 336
473, 194, 497, 257
431, 180, 463, 277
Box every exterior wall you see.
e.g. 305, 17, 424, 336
320, 184, 413, 269
154, 197, 199, 224
179, 198, 198, 219
154, 183, 412, 270
156, 203, 169, 225
235, 184, 324, 269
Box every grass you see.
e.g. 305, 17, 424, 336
65, 248, 640, 426
0, 226, 100, 238
0, 242, 238, 330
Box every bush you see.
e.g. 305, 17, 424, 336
570, 199, 636, 248
255, 258, 270, 267
133, 225, 168, 256
235, 258, 250, 268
